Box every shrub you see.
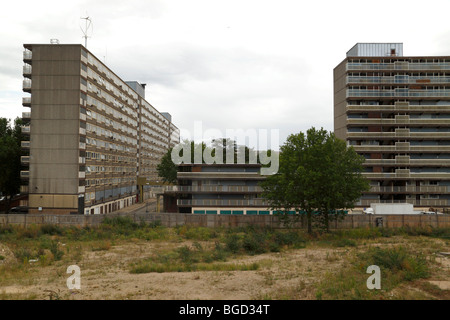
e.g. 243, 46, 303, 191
361, 246, 429, 282
224, 234, 241, 253
40, 224, 63, 236
334, 239, 357, 247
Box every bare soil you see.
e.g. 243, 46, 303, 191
0, 237, 449, 300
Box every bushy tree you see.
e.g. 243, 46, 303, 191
0, 117, 24, 212
260, 127, 369, 233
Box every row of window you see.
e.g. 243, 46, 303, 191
87, 53, 139, 101
85, 151, 135, 163
86, 137, 137, 153
87, 80, 138, 120
86, 95, 138, 127
86, 122, 138, 145
85, 165, 136, 174
85, 108, 138, 137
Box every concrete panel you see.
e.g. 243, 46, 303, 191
29, 194, 54, 207
53, 195, 78, 208
32, 104, 80, 120
31, 119, 79, 135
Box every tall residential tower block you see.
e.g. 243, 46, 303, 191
334, 43, 450, 209
21, 44, 180, 215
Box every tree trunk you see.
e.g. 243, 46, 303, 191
307, 210, 312, 234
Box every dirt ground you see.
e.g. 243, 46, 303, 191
1, 238, 449, 300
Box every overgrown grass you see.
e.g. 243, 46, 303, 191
130, 241, 260, 273
315, 245, 432, 300
0, 220, 447, 297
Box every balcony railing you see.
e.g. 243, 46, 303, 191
20, 185, 29, 194
363, 172, 450, 179
23, 50, 32, 61
177, 198, 268, 206
20, 171, 29, 179
347, 76, 450, 84
23, 64, 32, 76
21, 125, 30, 134
177, 172, 263, 180
21, 141, 30, 148
356, 199, 449, 207
23, 79, 32, 92
347, 131, 450, 139
346, 104, 450, 113
347, 118, 450, 126
22, 97, 31, 106
21, 156, 30, 164
347, 62, 450, 71
347, 89, 450, 98
368, 185, 449, 193
176, 185, 264, 193
22, 112, 31, 120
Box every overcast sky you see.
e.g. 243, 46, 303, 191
2, 0, 450, 149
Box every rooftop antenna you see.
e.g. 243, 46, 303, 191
80, 15, 93, 48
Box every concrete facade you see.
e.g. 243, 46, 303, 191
168, 163, 268, 214
21, 44, 180, 215
334, 43, 450, 209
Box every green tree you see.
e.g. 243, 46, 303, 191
156, 140, 207, 184
0, 117, 24, 212
260, 127, 369, 233
156, 147, 178, 184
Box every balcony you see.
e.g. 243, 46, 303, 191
20, 171, 29, 179
21, 156, 30, 164
23, 64, 32, 78
176, 185, 264, 193
21, 125, 30, 135
21, 141, 30, 149
347, 62, 450, 71
20, 185, 29, 194
22, 97, 31, 106
22, 112, 31, 120
363, 172, 450, 179
357, 199, 449, 207
177, 198, 268, 207
23, 79, 32, 93
347, 75, 450, 85
347, 117, 450, 127
346, 103, 450, 113
347, 89, 450, 99
177, 172, 264, 181
23, 50, 32, 62
366, 185, 449, 193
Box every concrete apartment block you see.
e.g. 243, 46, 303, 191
334, 43, 450, 209
21, 44, 180, 215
